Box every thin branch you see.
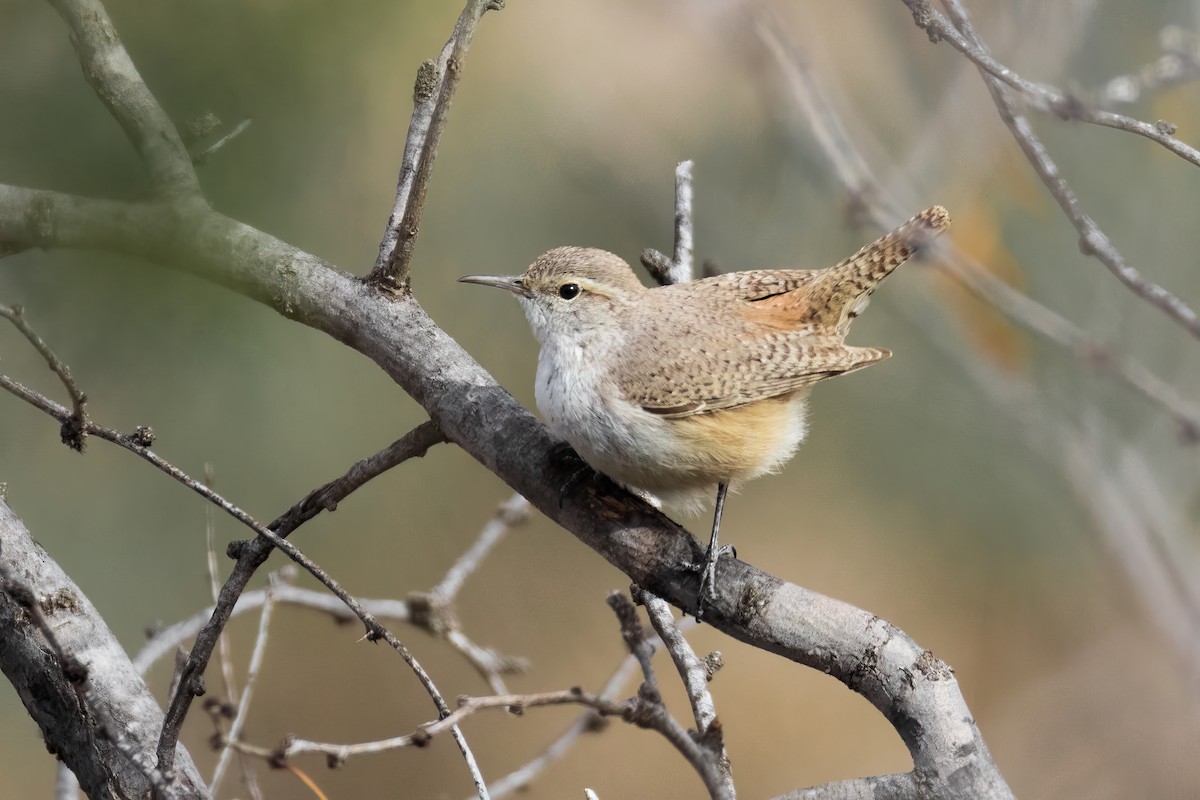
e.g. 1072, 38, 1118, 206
270, 420, 447, 531
433, 493, 530, 602
899, 0, 1200, 169
134, 585, 404, 675
192, 118, 253, 166
771, 773, 919, 800
369, 0, 504, 291
673, 160, 695, 280
636, 591, 719, 734
637, 589, 732, 797
755, 13, 1200, 440
640, 159, 696, 286
0, 304, 90, 450
483, 650, 643, 799
202, 464, 263, 800
930, 0, 1200, 341
606, 592, 731, 800
46, 0, 201, 198
483, 615, 702, 799
229, 689, 629, 766
1097, 26, 1200, 107
209, 578, 279, 796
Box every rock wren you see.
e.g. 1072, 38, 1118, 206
461, 206, 950, 614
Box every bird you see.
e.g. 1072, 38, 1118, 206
460, 206, 950, 616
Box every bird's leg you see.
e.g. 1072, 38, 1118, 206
696, 481, 735, 620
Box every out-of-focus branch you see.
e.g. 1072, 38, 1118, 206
641, 160, 695, 286
191, 118, 253, 165
755, 13, 1200, 440
369, 0, 505, 292
1098, 26, 1200, 106
637, 590, 721, 734
47, 0, 201, 199
208, 578, 279, 797
899, 0, 1200, 168
432, 493, 530, 602
0, 339, 476, 792
152, 421, 477, 789
0, 499, 211, 799
899, 0, 1200, 340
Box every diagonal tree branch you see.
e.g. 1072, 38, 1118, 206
754, 12, 1200, 440
0, 499, 211, 799
47, 0, 201, 199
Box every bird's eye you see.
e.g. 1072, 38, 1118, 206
558, 283, 581, 300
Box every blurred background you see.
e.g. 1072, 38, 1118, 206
3, 0, 1200, 797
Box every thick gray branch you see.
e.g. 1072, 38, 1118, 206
0, 183, 1013, 798
0, 499, 209, 800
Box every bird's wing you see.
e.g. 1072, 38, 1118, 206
613, 206, 950, 417
616, 321, 890, 418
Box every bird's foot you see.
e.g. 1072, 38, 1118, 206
685, 544, 736, 621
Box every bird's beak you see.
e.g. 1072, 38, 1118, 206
458, 274, 532, 298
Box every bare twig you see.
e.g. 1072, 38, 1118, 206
637, 589, 732, 797
1097, 26, 1200, 106
484, 651, 641, 798
228, 689, 631, 766
606, 592, 732, 800
673, 160, 695, 281
0, 304, 90, 450
47, 0, 200, 198
899, 0, 1200, 168
202, 464, 263, 800
433, 493, 530, 602
134, 585, 407, 675
640, 159, 696, 286
636, 591, 719, 734
0, 362, 479, 792
755, 13, 1200, 440
209, 577, 279, 796
900, 0, 1200, 339
270, 420, 447, 531
192, 118, 253, 165
203, 464, 240, 712
369, 0, 504, 291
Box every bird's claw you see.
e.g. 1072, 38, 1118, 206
683, 544, 735, 621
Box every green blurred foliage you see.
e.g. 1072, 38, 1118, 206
2, 0, 1199, 798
